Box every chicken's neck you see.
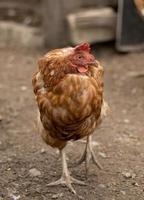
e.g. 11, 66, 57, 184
42, 64, 89, 90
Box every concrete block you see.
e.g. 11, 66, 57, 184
0, 21, 44, 49
67, 7, 117, 44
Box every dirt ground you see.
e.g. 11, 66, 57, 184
0, 46, 144, 200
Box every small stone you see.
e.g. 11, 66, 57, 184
51, 194, 58, 199
124, 119, 130, 124
92, 141, 100, 146
40, 148, 46, 154
0, 115, 3, 121
21, 86, 27, 91
51, 193, 63, 199
122, 172, 131, 178
98, 184, 106, 188
132, 182, 139, 186
10, 194, 20, 200
78, 195, 84, 200
98, 152, 107, 158
29, 168, 41, 177
120, 190, 126, 195
122, 171, 136, 179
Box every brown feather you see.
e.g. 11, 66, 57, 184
32, 47, 104, 149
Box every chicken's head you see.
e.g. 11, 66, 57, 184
37, 43, 98, 88
68, 43, 97, 73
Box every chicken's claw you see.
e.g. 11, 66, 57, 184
47, 175, 86, 194
47, 149, 86, 194
75, 135, 102, 177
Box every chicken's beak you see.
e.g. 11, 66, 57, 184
88, 60, 98, 67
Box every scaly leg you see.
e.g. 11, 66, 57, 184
76, 135, 102, 177
47, 149, 86, 194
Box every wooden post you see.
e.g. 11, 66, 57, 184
41, 0, 82, 49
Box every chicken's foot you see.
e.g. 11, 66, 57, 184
76, 135, 102, 177
47, 149, 86, 194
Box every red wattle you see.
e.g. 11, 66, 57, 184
77, 66, 88, 73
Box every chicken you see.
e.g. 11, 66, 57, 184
32, 43, 106, 194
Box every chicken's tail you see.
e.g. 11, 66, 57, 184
101, 99, 110, 118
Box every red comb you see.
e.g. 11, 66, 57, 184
74, 43, 91, 52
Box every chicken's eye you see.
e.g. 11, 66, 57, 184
78, 55, 83, 59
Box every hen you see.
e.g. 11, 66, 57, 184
32, 43, 107, 193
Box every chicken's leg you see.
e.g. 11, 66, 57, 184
76, 135, 102, 177
47, 149, 85, 194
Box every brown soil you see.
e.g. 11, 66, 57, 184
0, 46, 144, 200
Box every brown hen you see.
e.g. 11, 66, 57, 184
32, 43, 107, 193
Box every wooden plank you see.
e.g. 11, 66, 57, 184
67, 7, 116, 44
83, 0, 117, 7
74, 8, 116, 27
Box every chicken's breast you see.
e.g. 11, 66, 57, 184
33, 65, 103, 145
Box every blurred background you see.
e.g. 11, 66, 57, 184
0, 0, 144, 200
0, 0, 143, 51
